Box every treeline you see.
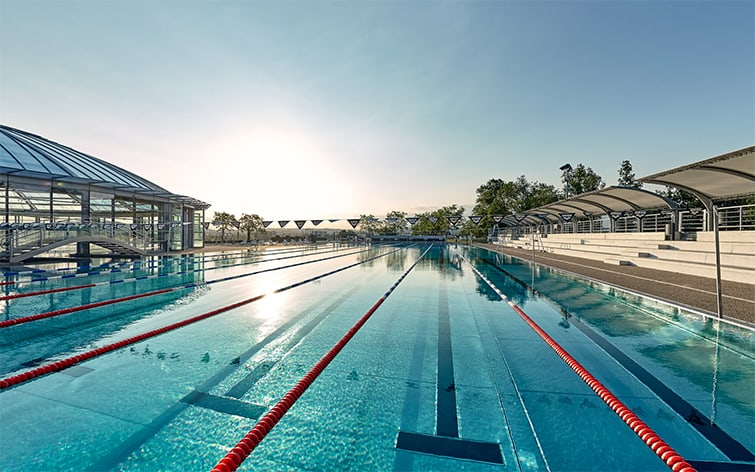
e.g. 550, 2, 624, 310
211, 159, 722, 239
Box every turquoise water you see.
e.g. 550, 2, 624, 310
0, 244, 752, 471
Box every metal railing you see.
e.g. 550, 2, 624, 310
491, 203, 754, 241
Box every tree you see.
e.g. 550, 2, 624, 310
618, 160, 642, 188
212, 212, 239, 243
358, 214, 380, 236
564, 164, 605, 197
239, 213, 265, 242
470, 176, 558, 237
411, 205, 464, 236
656, 186, 701, 208
378, 210, 408, 235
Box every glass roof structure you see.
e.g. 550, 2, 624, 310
0, 125, 209, 209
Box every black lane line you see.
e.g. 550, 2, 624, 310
396, 276, 504, 464
478, 253, 755, 462
436, 280, 458, 437
182, 391, 267, 420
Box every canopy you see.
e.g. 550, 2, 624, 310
639, 146, 755, 204
509, 186, 677, 225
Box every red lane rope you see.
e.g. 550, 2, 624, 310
0, 246, 405, 391
462, 254, 695, 472
0, 247, 373, 329
210, 245, 432, 472
0, 283, 96, 301
0, 245, 357, 302
0, 288, 175, 328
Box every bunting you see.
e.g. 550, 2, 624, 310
559, 213, 575, 222
278, 220, 289, 228
609, 211, 624, 221
385, 217, 397, 224
634, 210, 648, 219
144, 224, 153, 231
130, 224, 139, 231
311, 220, 323, 226
406, 217, 419, 225
202, 222, 210, 230
447, 216, 461, 226
262, 221, 273, 228
294, 220, 306, 229
347, 218, 360, 228
492, 215, 503, 223
582, 211, 593, 217
428, 216, 438, 223
689, 208, 703, 216
514, 213, 528, 222
469, 216, 482, 225
158, 223, 166, 230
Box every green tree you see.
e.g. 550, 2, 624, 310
358, 214, 380, 236
411, 205, 464, 236
212, 212, 239, 243
564, 164, 605, 197
239, 213, 265, 243
618, 160, 642, 188
470, 176, 558, 237
378, 210, 408, 235
656, 186, 701, 208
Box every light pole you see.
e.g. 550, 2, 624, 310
559, 163, 573, 199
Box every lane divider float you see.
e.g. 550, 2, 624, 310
459, 252, 695, 472
0, 246, 378, 329
210, 245, 432, 472
0, 244, 357, 302
0, 246, 407, 391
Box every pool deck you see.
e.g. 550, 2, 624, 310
474, 242, 755, 327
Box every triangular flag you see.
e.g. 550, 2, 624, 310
278, 220, 289, 228
447, 216, 461, 226
294, 220, 306, 229
469, 216, 482, 225
347, 218, 360, 228
262, 220, 273, 228
329, 219, 340, 223
559, 213, 575, 222
407, 217, 419, 225
492, 215, 503, 223
130, 224, 139, 230
311, 220, 323, 226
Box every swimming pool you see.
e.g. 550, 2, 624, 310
0, 243, 752, 471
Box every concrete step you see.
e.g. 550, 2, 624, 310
603, 258, 633, 266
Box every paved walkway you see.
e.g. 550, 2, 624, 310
475, 243, 755, 327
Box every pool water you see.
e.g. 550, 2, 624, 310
0, 243, 752, 471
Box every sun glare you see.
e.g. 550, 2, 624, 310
212, 122, 355, 219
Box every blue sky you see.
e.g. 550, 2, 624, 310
1, 0, 753, 221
